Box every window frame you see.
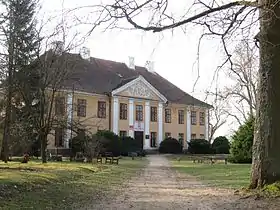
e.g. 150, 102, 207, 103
77, 99, 87, 117
150, 132, 157, 148
150, 106, 157, 122
55, 96, 65, 116
55, 127, 64, 147
165, 132, 171, 139
165, 108, 171, 123
119, 130, 127, 138
191, 111, 197, 125
178, 110, 184, 124
120, 103, 128, 120
199, 112, 205, 125
98, 101, 106, 118
191, 133, 197, 139
135, 105, 143, 121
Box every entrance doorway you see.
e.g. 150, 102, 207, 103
134, 131, 144, 149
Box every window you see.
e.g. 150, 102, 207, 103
199, 112, 205, 125
151, 107, 157, 122
165, 132, 171, 139
55, 128, 64, 147
119, 131, 127, 138
178, 110, 184, 124
77, 99, 87, 117
191, 111, 197, 125
150, 132, 157, 148
136, 105, 143, 121
200, 134, 205, 139
165, 109, 171, 123
120, 103, 127, 120
191, 133, 196, 139
98, 101, 106, 118
178, 133, 184, 145
55, 97, 65, 115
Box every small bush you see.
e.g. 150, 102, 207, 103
228, 116, 254, 163
120, 136, 141, 156
212, 136, 230, 154
159, 137, 182, 154
188, 139, 212, 154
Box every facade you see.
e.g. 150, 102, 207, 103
47, 52, 212, 151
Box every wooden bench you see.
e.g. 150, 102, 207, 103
105, 152, 113, 164
112, 156, 120, 165
96, 156, 102, 164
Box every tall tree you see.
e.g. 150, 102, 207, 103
76, 0, 280, 188
0, 0, 39, 162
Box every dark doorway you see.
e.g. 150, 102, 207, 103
134, 131, 144, 149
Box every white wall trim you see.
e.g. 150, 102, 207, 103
128, 98, 134, 138
158, 102, 163, 147
65, 92, 73, 148
205, 109, 209, 141
186, 109, 191, 146
112, 75, 168, 103
113, 97, 119, 135
144, 101, 150, 149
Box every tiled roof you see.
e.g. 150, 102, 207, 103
62, 53, 212, 108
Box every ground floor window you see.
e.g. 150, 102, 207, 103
55, 128, 65, 147
150, 132, 157, 148
119, 130, 127, 138
191, 133, 196, 139
165, 132, 171, 139
178, 133, 184, 145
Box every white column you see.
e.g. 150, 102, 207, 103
158, 102, 163, 146
205, 109, 209, 141
144, 101, 150, 149
65, 92, 73, 149
128, 98, 134, 138
186, 109, 191, 145
112, 97, 119, 135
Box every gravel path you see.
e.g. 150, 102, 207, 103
85, 155, 280, 210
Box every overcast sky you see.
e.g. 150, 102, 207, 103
39, 0, 258, 137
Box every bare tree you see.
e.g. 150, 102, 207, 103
73, 0, 280, 188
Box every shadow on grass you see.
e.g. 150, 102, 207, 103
171, 160, 250, 189
0, 157, 147, 209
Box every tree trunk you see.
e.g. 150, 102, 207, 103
40, 133, 47, 163
250, 0, 280, 188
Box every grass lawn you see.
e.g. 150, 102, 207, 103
0, 157, 146, 209
170, 156, 251, 189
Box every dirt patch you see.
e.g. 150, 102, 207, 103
83, 155, 280, 210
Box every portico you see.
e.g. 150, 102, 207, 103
111, 75, 168, 149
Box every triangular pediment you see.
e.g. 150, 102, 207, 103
112, 76, 167, 102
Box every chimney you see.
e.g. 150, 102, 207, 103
50, 41, 64, 55
80, 47, 91, 61
145, 60, 155, 72
128, 56, 135, 70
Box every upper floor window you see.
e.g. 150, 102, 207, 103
77, 99, 87, 117
191, 111, 197, 125
136, 105, 143, 121
98, 101, 106, 118
200, 134, 205, 139
199, 112, 205, 125
151, 106, 157, 122
55, 96, 65, 116
120, 103, 127, 120
165, 108, 171, 123
178, 110, 184, 124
